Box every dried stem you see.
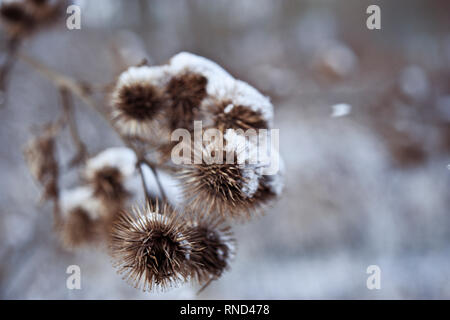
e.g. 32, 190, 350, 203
196, 276, 217, 295
0, 37, 20, 107
19, 54, 170, 205
136, 161, 152, 204
59, 87, 88, 166
141, 158, 167, 201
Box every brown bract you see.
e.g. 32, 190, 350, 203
166, 72, 207, 131
115, 83, 167, 121
211, 101, 268, 131
89, 166, 129, 203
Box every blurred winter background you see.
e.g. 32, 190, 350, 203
1, 0, 450, 299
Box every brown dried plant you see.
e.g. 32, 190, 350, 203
23, 123, 60, 201
187, 214, 235, 289
109, 203, 193, 291
210, 100, 269, 131
10, 29, 283, 292
59, 207, 102, 248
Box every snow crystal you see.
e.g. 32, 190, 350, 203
223, 103, 234, 113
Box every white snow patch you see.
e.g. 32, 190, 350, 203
60, 186, 103, 220
331, 103, 352, 117
85, 147, 137, 179
116, 64, 171, 89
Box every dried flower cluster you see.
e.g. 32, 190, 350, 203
110, 52, 283, 220
55, 148, 137, 249
111, 52, 273, 136
110, 203, 234, 291
0, 0, 65, 38
20, 49, 283, 292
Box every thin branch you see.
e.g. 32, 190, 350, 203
18, 53, 95, 110
196, 277, 216, 295
0, 37, 20, 107
136, 161, 152, 204
141, 158, 167, 201
59, 87, 88, 166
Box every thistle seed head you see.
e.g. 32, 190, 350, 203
89, 166, 129, 203
111, 65, 170, 139
187, 215, 235, 284
179, 131, 263, 220
84, 147, 135, 209
109, 202, 193, 291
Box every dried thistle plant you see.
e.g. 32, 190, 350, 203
15, 47, 284, 293
23, 123, 60, 201
0, 0, 65, 38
